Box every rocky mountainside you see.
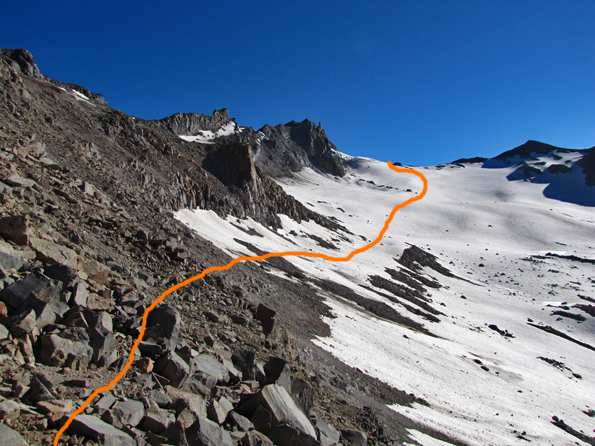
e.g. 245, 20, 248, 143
0, 48, 456, 446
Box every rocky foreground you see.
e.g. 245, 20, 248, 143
0, 48, 438, 446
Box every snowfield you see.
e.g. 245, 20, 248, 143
176, 155, 595, 445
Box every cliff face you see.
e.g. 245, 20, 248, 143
257, 119, 346, 178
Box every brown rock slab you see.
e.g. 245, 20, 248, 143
28, 237, 77, 267
4, 174, 35, 189
207, 396, 233, 425
110, 399, 145, 427
81, 259, 110, 284
9, 309, 36, 337
191, 355, 230, 385
86, 293, 114, 311
155, 352, 191, 388
165, 386, 206, 419
135, 357, 154, 373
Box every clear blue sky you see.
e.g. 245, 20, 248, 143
3, 1, 595, 166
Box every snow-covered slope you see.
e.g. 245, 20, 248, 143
175, 154, 595, 445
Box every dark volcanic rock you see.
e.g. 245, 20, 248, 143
231, 350, 258, 381
0, 270, 54, 311
203, 143, 261, 191
577, 146, 595, 187
144, 304, 181, 353
263, 357, 291, 393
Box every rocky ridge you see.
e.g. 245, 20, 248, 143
0, 48, 459, 446
148, 109, 234, 136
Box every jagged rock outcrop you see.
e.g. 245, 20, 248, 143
0, 48, 43, 79
257, 120, 346, 178
148, 109, 232, 135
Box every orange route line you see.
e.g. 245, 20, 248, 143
54, 161, 428, 445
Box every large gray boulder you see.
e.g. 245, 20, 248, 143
311, 414, 340, 446
105, 399, 145, 428
191, 355, 230, 385
140, 304, 181, 355
69, 414, 135, 446
238, 385, 316, 439
185, 416, 233, 446
0, 423, 28, 445
0, 240, 33, 272
39, 327, 93, 370
85, 310, 117, 366
165, 386, 207, 419
155, 352, 191, 388
207, 396, 233, 425
142, 408, 175, 434
291, 378, 314, 417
